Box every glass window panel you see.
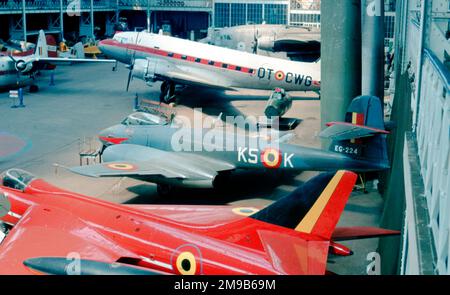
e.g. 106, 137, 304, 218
231, 3, 246, 26
215, 3, 230, 28
247, 4, 263, 24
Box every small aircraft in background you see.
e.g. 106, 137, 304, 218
199, 24, 321, 63
0, 30, 115, 92
70, 96, 389, 196
0, 39, 35, 57
98, 30, 321, 104
0, 169, 398, 275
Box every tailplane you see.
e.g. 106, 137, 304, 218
319, 95, 389, 169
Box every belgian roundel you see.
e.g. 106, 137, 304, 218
275, 71, 285, 81
171, 244, 203, 275
176, 252, 197, 275
105, 163, 137, 171
261, 148, 282, 169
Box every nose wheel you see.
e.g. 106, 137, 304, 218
160, 81, 176, 104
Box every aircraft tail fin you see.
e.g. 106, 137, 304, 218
35, 30, 48, 58
72, 42, 85, 59
251, 170, 357, 240
35, 30, 58, 58
319, 95, 389, 168
45, 34, 58, 57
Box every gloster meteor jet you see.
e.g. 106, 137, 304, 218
98, 30, 321, 103
0, 30, 115, 91
70, 96, 390, 196
0, 169, 398, 275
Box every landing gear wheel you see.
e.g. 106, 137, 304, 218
29, 84, 39, 93
160, 82, 176, 104
156, 184, 174, 197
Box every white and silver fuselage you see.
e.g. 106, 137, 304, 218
99, 31, 321, 92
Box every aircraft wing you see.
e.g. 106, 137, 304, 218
70, 144, 235, 187
0, 205, 143, 274
319, 122, 389, 141
149, 57, 236, 90
70, 160, 186, 178
35, 57, 116, 63
164, 71, 234, 90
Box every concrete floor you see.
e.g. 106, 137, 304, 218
0, 63, 384, 275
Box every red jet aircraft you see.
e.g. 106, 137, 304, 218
0, 169, 397, 275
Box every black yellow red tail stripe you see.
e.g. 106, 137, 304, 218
295, 170, 357, 239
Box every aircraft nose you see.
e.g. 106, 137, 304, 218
98, 39, 107, 48
98, 39, 110, 56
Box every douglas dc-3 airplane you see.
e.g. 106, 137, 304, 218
0, 169, 398, 275
70, 96, 390, 196
98, 30, 321, 103
0, 30, 115, 91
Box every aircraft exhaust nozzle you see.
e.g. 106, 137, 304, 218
23, 257, 160, 275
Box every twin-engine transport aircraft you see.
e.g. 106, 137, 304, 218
0, 30, 115, 91
0, 169, 398, 275
98, 31, 321, 103
70, 96, 390, 195
200, 24, 321, 62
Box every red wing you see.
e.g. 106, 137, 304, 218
0, 205, 139, 274
128, 205, 249, 226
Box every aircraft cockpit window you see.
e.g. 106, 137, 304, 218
0, 169, 35, 192
121, 112, 169, 126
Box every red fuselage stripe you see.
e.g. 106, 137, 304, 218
101, 39, 256, 75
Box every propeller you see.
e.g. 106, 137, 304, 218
125, 36, 139, 92
126, 61, 134, 92
252, 29, 259, 54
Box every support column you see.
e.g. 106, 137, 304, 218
361, 0, 385, 102
147, 0, 151, 32
60, 0, 64, 40
320, 0, 362, 148
90, 0, 95, 38
116, 0, 120, 23
21, 0, 26, 41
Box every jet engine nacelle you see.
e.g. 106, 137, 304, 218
257, 36, 275, 52
132, 59, 156, 83
264, 88, 292, 118
14, 60, 34, 73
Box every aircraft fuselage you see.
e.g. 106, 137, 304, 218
99, 31, 321, 92
99, 123, 386, 174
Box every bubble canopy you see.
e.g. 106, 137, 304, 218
0, 169, 36, 192
121, 112, 169, 126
